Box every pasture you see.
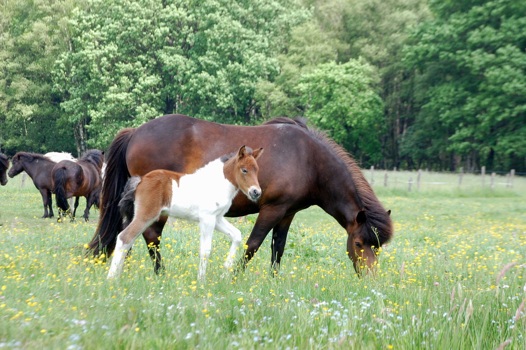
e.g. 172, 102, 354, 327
0, 172, 525, 349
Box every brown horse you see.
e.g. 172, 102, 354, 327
108, 145, 263, 280
89, 115, 393, 276
52, 149, 104, 222
0, 153, 8, 186
8, 152, 58, 217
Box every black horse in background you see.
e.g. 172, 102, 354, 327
52, 149, 104, 222
8, 152, 57, 218
0, 153, 8, 186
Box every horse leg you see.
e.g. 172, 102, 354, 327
108, 216, 155, 279
237, 206, 288, 272
270, 214, 296, 274
198, 216, 216, 282
83, 194, 95, 222
39, 189, 50, 218
73, 197, 80, 219
142, 216, 168, 274
214, 217, 242, 270
47, 189, 54, 218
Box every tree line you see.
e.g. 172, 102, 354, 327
1, 0, 525, 172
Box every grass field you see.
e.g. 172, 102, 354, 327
1, 172, 525, 349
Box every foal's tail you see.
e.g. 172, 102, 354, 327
53, 167, 70, 212
87, 128, 135, 257
118, 176, 141, 228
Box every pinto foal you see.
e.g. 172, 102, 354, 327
107, 145, 264, 280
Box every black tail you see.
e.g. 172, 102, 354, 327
118, 176, 141, 228
53, 167, 70, 212
87, 128, 135, 257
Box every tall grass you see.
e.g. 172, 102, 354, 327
1, 173, 525, 349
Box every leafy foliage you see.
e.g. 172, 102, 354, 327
403, 0, 526, 170
54, 0, 307, 149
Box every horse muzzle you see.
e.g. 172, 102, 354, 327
248, 187, 262, 202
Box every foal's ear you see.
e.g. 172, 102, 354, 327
387, 209, 391, 216
252, 147, 264, 160
237, 145, 247, 158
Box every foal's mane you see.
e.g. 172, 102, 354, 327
264, 117, 393, 245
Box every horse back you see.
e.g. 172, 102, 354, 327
126, 115, 321, 216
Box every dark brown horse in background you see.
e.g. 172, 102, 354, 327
52, 149, 104, 222
88, 115, 393, 276
8, 152, 59, 218
0, 153, 8, 186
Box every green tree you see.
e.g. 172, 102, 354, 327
297, 60, 384, 164
403, 0, 526, 171
54, 0, 307, 150
0, 0, 78, 155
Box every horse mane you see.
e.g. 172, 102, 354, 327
79, 149, 104, 169
0, 153, 8, 168
14, 151, 55, 163
265, 117, 393, 245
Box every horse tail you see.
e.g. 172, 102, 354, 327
87, 128, 135, 257
118, 176, 141, 227
53, 167, 70, 212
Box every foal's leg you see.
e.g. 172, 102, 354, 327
198, 216, 215, 281
142, 215, 168, 274
214, 217, 242, 270
108, 216, 156, 279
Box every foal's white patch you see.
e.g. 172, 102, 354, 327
166, 158, 238, 221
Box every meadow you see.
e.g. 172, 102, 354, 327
0, 172, 525, 349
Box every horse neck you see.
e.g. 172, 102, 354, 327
221, 157, 239, 190
22, 158, 53, 178
315, 154, 367, 228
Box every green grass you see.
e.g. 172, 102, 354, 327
1, 172, 525, 349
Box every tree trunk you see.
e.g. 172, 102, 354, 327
74, 118, 88, 157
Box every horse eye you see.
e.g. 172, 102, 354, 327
355, 242, 363, 249
241, 168, 248, 174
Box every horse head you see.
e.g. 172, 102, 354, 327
227, 145, 264, 202
347, 209, 392, 275
7, 153, 30, 178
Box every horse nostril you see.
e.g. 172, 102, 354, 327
251, 189, 261, 199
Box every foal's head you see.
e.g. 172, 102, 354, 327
224, 145, 264, 202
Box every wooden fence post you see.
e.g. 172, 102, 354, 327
491, 172, 496, 190
408, 177, 413, 192
417, 169, 422, 191
384, 171, 388, 187
370, 166, 375, 185
481, 166, 486, 187
458, 167, 464, 187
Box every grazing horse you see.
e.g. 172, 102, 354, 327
52, 149, 104, 222
89, 114, 393, 276
0, 153, 8, 186
108, 145, 263, 280
8, 152, 58, 217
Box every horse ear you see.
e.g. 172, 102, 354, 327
252, 147, 264, 160
237, 145, 247, 159
387, 209, 391, 216
356, 210, 367, 224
